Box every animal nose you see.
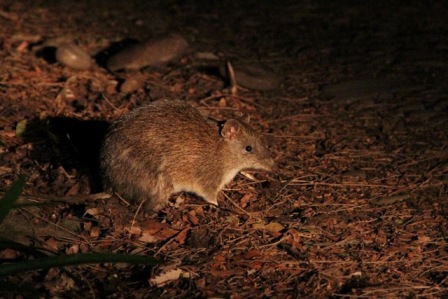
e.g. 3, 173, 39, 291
261, 156, 276, 172
269, 160, 279, 173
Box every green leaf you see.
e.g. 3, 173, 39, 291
15, 119, 27, 138
0, 252, 159, 277
0, 176, 26, 225
0, 237, 48, 258
0, 140, 5, 147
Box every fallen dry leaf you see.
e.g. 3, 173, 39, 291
175, 226, 191, 244
149, 268, 190, 287
253, 222, 284, 234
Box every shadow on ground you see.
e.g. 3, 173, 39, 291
22, 117, 110, 193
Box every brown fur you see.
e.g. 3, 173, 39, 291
100, 99, 275, 211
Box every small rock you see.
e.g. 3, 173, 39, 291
194, 52, 220, 61
342, 169, 367, 181
120, 75, 144, 93
56, 43, 92, 70
219, 62, 281, 91
321, 79, 399, 102
107, 33, 188, 71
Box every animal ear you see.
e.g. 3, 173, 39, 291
234, 112, 251, 123
221, 119, 240, 139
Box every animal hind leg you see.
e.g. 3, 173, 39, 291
195, 188, 219, 206
144, 174, 174, 211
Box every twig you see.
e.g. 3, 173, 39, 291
222, 192, 251, 217
227, 61, 238, 96
101, 93, 120, 111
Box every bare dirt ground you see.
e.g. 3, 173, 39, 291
1, 0, 447, 298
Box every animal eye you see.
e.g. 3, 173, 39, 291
245, 145, 253, 152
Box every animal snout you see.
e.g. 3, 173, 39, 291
261, 156, 277, 172
269, 161, 279, 173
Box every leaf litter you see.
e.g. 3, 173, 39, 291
0, 0, 447, 298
